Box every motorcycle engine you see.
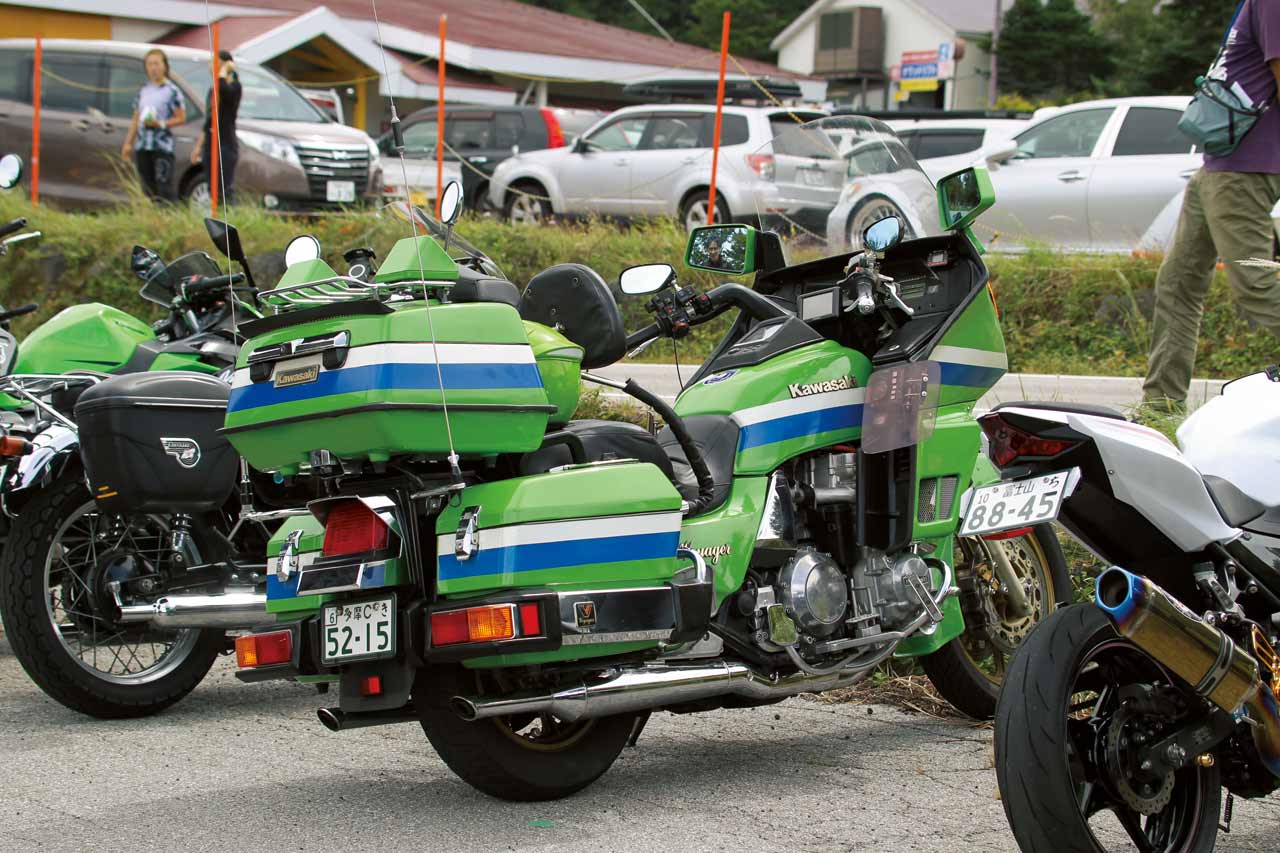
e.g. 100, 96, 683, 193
777, 548, 847, 637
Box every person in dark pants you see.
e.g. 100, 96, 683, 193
192, 50, 243, 203
120, 48, 186, 202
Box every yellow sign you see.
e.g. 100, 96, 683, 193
899, 78, 939, 93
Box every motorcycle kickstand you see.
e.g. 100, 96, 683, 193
626, 711, 652, 748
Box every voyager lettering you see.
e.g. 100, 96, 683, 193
788, 374, 857, 399
681, 541, 732, 564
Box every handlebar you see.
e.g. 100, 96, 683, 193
625, 282, 789, 354
182, 272, 245, 298
0, 303, 38, 323
0, 218, 27, 240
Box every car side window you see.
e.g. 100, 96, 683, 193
40, 53, 103, 114
400, 119, 437, 158
895, 129, 918, 156
642, 115, 701, 150
1112, 107, 1198, 156
914, 130, 984, 160
494, 113, 523, 149
104, 57, 149, 119
446, 117, 494, 151
585, 116, 649, 151
1015, 109, 1114, 159
0, 50, 29, 104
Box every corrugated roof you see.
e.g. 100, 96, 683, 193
159, 15, 294, 50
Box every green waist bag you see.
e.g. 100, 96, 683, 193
1178, 75, 1267, 157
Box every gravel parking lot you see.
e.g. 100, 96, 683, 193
2, 637, 1274, 852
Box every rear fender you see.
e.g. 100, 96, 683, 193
2, 423, 78, 517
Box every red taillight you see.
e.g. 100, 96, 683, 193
541, 108, 565, 148
0, 435, 31, 457
235, 630, 292, 668
322, 501, 389, 557
981, 414, 1078, 467
430, 602, 543, 647
746, 153, 775, 181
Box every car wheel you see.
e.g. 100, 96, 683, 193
180, 172, 212, 214
679, 190, 729, 232
847, 195, 911, 251
503, 182, 552, 224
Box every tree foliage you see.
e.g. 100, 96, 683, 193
524, 0, 813, 61
997, 0, 1113, 99
1091, 0, 1229, 96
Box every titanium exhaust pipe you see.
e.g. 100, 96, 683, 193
116, 589, 267, 629
1096, 567, 1280, 778
453, 659, 875, 723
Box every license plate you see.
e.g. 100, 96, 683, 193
322, 596, 396, 664
959, 469, 1080, 537
326, 180, 356, 202
801, 169, 827, 186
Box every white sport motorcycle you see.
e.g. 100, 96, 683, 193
970, 369, 1280, 852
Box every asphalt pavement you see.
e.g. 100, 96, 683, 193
1, 639, 1273, 852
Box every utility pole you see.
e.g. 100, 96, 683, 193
988, 0, 1001, 105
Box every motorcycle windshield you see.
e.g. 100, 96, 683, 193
748, 115, 939, 252
387, 201, 507, 281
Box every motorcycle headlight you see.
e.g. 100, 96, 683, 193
237, 130, 302, 169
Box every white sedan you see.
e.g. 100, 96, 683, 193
827, 97, 1200, 253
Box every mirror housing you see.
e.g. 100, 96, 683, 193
685, 224, 758, 275
936, 167, 995, 233
618, 263, 675, 295
284, 234, 322, 268
206, 218, 247, 264
863, 216, 903, 253
439, 180, 463, 225
982, 139, 1018, 168
572, 137, 590, 154
0, 154, 22, 190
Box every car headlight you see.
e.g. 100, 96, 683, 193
237, 130, 302, 169
366, 137, 382, 173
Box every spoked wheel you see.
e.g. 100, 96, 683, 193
415, 665, 640, 800
0, 476, 222, 718
921, 525, 1069, 719
997, 604, 1221, 853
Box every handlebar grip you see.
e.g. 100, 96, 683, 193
625, 322, 662, 350
5, 303, 37, 319
0, 218, 28, 240
185, 272, 245, 295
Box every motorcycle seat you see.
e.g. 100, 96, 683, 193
448, 275, 521, 308
657, 415, 739, 516
992, 400, 1128, 421
1204, 474, 1270, 529
519, 419, 674, 480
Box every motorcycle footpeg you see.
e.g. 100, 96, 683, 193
906, 572, 944, 623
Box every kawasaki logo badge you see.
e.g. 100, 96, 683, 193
788, 375, 857, 398
274, 363, 320, 388
160, 437, 201, 469
574, 601, 598, 629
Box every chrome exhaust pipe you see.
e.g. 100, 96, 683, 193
317, 705, 417, 732
117, 589, 267, 629
1097, 567, 1280, 778
453, 658, 876, 724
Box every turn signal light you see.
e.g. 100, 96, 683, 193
980, 414, 1079, 468
0, 436, 31, 457
323, 501, 389, 557
235, 630, 292, 668
430, 603, 544, 647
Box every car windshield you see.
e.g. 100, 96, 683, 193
175, 59, 327, 123
752, 116, 939, 251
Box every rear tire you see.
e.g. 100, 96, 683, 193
415, 666, 639, 801
922, 525, 1070, 720
0, 475, 223, 718
996, 604, 1221, 853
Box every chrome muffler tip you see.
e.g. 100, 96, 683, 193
451, 697, 480, 722
317, 707, 343, 732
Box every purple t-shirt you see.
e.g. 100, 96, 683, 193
1205, 0, 1280, 173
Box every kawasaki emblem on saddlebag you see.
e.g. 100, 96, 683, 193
160, 437, 201, 469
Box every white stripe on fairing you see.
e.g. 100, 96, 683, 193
733, 387, 865, 427
435, 511, 683, 557
232, 341, 536, 388
931, 345, 1008, 370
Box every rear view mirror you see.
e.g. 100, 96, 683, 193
863, 216, 902, 253
0, 154, 22, 190
284, 234, 322, 268
439, 180, 463, 225
983, 139, 1018, 168
206, 217, 246, 263
619, 263, 675, 295
937, 167, 995, 232
685, 224, 757, 275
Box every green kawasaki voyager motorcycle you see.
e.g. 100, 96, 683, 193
85, 116, 1064, 795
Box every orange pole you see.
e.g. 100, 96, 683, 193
209, 22, 221, 216
706, 12, 730, 226
31, 37, 40, 205
435, 14, 446, 218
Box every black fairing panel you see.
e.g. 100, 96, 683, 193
520, 420, 674, 479
657, 415, 739, 514
519, 263, 625, 369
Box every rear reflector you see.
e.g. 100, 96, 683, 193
980, 414, 1079, 468
430, 602, 543, 647
0, 436, 31, 457
235, 630, 292, 668
981, 526, 1034, 541
323, 501, 389, 557
360, 675, 383, 697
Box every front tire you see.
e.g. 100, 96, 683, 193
415, 666, 639, 800
503, 182, 552, 224
0, 475, 223, 718
679, 189, 728, 232
922, 525, 1070, 719
996, 604, 1221, 853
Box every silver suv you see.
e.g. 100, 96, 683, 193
488, 104, 827, 230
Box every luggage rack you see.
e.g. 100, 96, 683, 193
259, 275, 452, 313
0, 373, 104, 428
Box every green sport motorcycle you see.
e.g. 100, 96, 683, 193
130, 117, 1059, 797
